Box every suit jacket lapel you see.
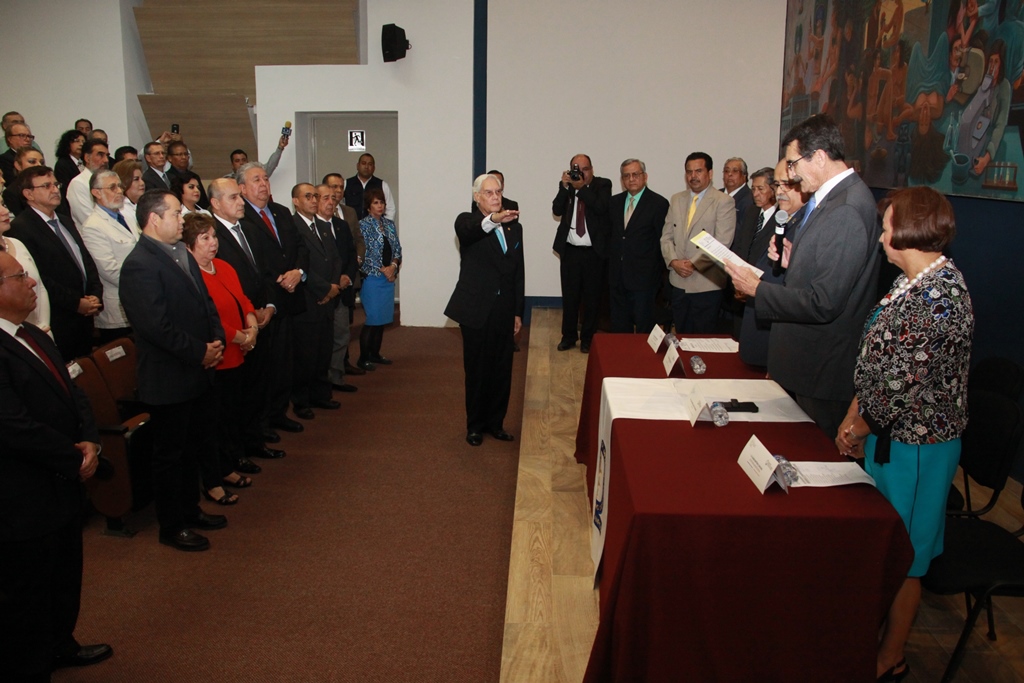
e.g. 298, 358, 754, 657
684, 191, 712, 241
31, 211, 81, 273
0, 327, 76, 408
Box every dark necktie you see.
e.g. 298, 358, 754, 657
46, 219, 86, 285
575, 195, 586, 237
231, 224, 257, 269
116, 212, 132, 233
260, 209, 280, 245
16, 327, 69, 394
311, 219, 324, 244
754, 211, 765, 235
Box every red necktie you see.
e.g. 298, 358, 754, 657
575, 196, 586, 237
260, 209, 280, 245
16, 327, 69, 394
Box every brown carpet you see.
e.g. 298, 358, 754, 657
56, 322, 527, 683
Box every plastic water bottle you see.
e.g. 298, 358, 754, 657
689, 355, 707, 375
710, 402, 729, 427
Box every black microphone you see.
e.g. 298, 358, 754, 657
282, 120, 293, 139
772, 210, 789, 277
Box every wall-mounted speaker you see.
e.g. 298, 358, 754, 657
382, 24, 410, 62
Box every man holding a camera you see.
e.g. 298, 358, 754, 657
551, 153, 611, 353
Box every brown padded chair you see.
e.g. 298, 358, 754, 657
69, 355, 149, 534
92, 337, 145, 420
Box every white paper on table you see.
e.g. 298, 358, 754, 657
737, 435, 788, 494
662, 342, 681, 376
669, 379, 814, 423
674, 337, 740, 353
690, 230, 765, 278
647, 324, 667, 353
790, 461, 877, 487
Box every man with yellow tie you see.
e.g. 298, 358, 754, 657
660, 152, 736, 333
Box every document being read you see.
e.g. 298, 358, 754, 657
690, 230, 764, 279
790, 462, 876, 488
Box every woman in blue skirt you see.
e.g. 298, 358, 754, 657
357, 188, 402, 370
837, 186, 973, 682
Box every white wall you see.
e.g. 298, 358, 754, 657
256, 1, 475, 328
0, 0, 148, 161
488, 0, 788, 298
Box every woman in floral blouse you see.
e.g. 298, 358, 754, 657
836, 186, 973, 682
357, 188, 402, 370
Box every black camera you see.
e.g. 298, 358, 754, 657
568, 164, 584, 182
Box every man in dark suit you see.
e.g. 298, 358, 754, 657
8, 166, 103, 360
316, 183, 359, 392
728, 114, 881, 438
608, 159, 670, 334
141, 142, 171, 191
237, 162, 309, 433
727, 166, 779, 338
0, 122, 35, 184
0, 250, 113, 681
552, 153, 611, 353
290, 183, 343, 417
120, 190, 227, 551
721, 157, 753, 227
445, 174, 524, 446
167, 141, 209, 209
207, 177, 284, 465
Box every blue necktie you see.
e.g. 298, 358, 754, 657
116, 212, 132, 233
495, 226, 507, 254
798, 194, 817, 236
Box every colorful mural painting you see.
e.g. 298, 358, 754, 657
781, 0, 1024, 201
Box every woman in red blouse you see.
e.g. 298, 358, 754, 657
183, 213, 259, 504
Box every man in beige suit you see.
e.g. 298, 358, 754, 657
660, 152, 736, 333
80, 170, 140, 343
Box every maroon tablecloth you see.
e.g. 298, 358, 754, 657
575, 334, 913, 682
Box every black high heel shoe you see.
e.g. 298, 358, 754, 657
877, 658, 909, 682
203, 488, 239, 506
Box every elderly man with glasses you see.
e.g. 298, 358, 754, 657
0, 120, 37, 183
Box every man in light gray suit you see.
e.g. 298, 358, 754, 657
660, 152, 736, 333
727, 114, 881, 438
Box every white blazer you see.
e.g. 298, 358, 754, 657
80, 206, 140, 329
67, 168, 94, 230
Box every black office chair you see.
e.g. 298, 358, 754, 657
946, 390, 1024, 518
923, 484, 1024, 682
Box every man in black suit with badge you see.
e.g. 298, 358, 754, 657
607, 158, 670, 334
237, 162, 309, 433
8, 165, 103, 360
552, 154, 611, 353
0, 249, 112, 680
120, 190, 227, 551
445, 174, 524, 446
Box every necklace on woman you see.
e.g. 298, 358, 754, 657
879, 254, 947, 307
199, 263, 216, 274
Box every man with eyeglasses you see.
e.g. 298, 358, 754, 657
66, 139, 110, 229
0, 248, 114, 681
0, 122, 37, 183
727, 114, 880, 438
8, 165, 103, 361
322, 172, 365, 377
607, 158, 669, 334
80, 170, 140, 344
167, 140, 209, 209
0, 112, 42, 154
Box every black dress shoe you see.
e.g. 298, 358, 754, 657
557, 341, 575, 351
332, 383, 358, 393
159, 528, 210, 551
345, 362, 367, 376
580, 343, 590, 354
357, 359, 376, 371
54, 643, 113, 669
466, 432, 483, 446
312, 399, 341, 409
262, 429, 281, 444
293, 406, 315, 420
490, 429, 515, 441
272, 416, 304, 432
186, 512, 227, 530
370, 354, 392, 365
247, 446, 285, 459
235, 457, 262, 474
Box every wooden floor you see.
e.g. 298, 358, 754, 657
500, 308, 1024, 683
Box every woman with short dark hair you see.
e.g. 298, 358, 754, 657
54, 129, 86, 201
836, 186, 973, 682
357, 188, 401, 370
